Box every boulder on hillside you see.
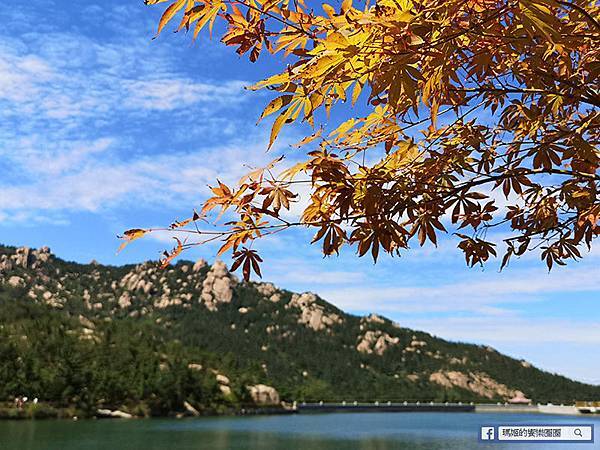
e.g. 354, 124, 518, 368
255, 282, 281, 302
96, 409, 133, 419
192, 258, 207, 272
286, 292, 342, 331
362, 313, 385, 324
14, 247, 32, 268
356, 330, 399, 355
200, 261, 236, 311
216, 373, 230, 385
183, 400, 200, 416
429, 370, 518, 400
0, 246, 52, 272
7, 276, 25, 288
248, 384, 280, 405
509, 391, 532, 404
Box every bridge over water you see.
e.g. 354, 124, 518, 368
292, 402, 586, 415
296, 401, 476, 413
246, 402, 585, 416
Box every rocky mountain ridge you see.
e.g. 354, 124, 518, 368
1, 243, 599, 414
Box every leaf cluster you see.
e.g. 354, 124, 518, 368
130, 0, 599, 278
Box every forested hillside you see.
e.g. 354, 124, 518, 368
1, 244, 598, 418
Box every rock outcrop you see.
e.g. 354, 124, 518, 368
96, 409, 133, 419
508, 391, 532, 404
0, 254, 13, 273
200, 261, 236, 311
362, 314, 385, 324
183, 400, 200, 416
119, 263, 155, 294
286, 292, 342, 331
14, 247, 32, 268
0, 246, 51, 273
403, 335, 428, 353
212, 371, 232, 395
118, 292, 132, 309
429, 370, 518, 399
255, 282, 281, 302
356, 330, 400, 355
248, 384, 280, 405
192, 258, 207, 272
7, 276, 25, 288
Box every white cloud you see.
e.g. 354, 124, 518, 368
0, 9, 269, 224
123, 79, 247, 111
270, 264, 366, 286
6, 137, 114, 177
0, 135, 280, 221
0, 54, 54, 102
0, 38, 247, 123
318, 266, 600, 314
404, 316, 600, 345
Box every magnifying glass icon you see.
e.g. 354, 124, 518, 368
574, 428, 583, 437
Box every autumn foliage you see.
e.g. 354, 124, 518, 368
122, 0, 600, 279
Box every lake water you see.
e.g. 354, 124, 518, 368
1, 412, 599, 449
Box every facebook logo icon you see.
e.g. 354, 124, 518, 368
481, 427, 495, 441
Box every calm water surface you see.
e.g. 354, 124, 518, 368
0, 412, 599, 449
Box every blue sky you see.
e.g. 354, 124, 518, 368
1, 0, 599, 384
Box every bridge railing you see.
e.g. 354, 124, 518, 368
297, 401, 474, 406
294, 401, 478, 412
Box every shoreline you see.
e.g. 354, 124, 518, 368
0, 402, 293, 421
1, 401, 595, 421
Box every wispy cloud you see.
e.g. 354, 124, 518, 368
123, 79, 247, 111
268, 258, 367, 286
0, 3, 269, 224
5, 137, 114, 177
318, 266, 600, 314
0, 33, 248, 126
0, 135, 280, 222
404, 315, 600, 345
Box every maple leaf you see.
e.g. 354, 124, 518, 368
231, 248, 263, 281
117, 229, 148, 254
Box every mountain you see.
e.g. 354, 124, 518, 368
0, 244, 598, 418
